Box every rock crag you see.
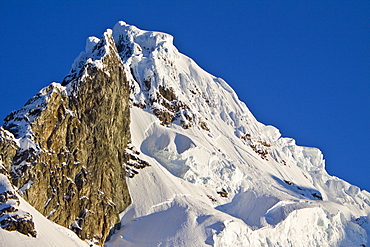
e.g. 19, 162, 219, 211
3, 30, 131, 245
0, 127, 37, 238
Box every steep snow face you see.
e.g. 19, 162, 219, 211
104, 21, 370, 246
112, 21, 262, 134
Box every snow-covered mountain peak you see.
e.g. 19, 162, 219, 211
66, 28, 120, 86
61, 21, 369, 207
2, 20, 369, 246
113, 21, 175, 60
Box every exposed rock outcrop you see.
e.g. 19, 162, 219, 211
3, 30, 131, 245
0, 127, 37, 237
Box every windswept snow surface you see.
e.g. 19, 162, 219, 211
102, 21, 370, 246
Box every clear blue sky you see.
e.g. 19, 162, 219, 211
1, 1, 369, 191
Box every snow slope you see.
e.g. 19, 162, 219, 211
101, 21, 370, 246
0, 197, 89, 247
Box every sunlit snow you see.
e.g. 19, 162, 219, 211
105, 21, 369, 246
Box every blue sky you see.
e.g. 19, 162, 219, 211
1, 1, 369, 191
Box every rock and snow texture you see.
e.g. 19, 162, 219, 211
3, 28, 131, 245
1, 20, 369, 246
0, 129, 37, 238
0, 196, 88, 247
0, 128, 88, 246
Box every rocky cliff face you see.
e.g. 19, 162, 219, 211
0, 127, 37, 238
3, 30, 131, 245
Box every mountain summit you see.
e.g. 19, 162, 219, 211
0, 21, 369, 246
